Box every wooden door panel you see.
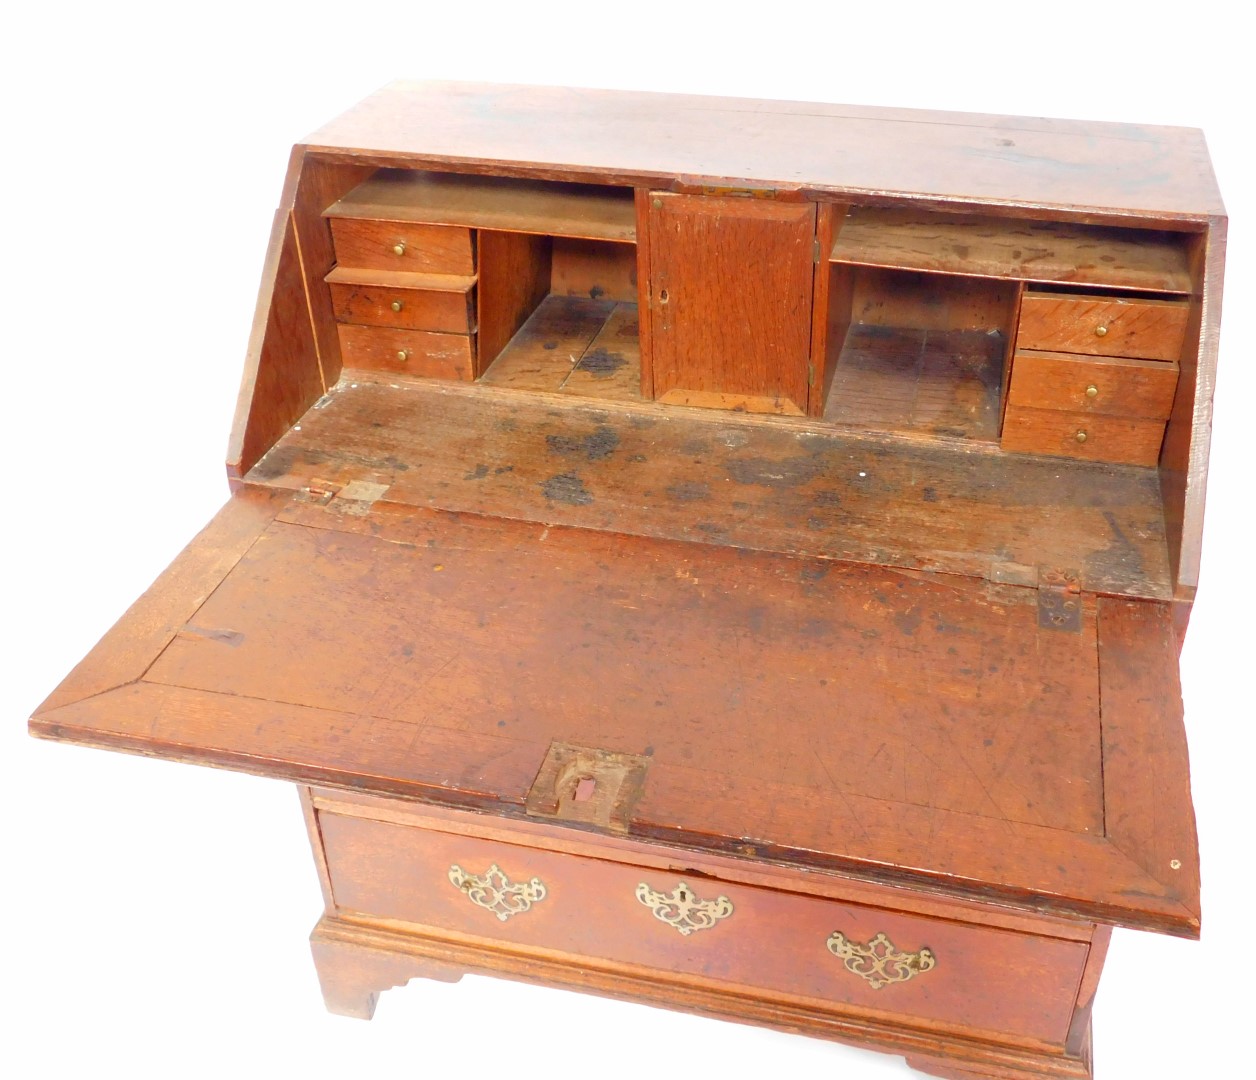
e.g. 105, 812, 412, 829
648, 193, 815, 414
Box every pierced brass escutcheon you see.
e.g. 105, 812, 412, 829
448, 863, 547, 922
635, 880, 733, 936
826, 931, 936, 989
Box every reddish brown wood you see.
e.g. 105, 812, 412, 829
226, 210, 324, 480
550, 237, 637, 303
337, 323, 473, 381
1002, 405, 1165, 466
648, 193, 815, 414
329, 217, 475, 275
327, 269, 476, 333
808, 203, 841, 416
634, 187, 655, 399
1007, 351, 1179, 419
1017, 292, 1188, 360
1065, 926, 1111, 1057
475, 230, 551, 374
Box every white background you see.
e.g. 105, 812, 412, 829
4, 3, 1251, 1077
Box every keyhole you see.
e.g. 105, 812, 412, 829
659, 288, 669, 303
573, 776, 597, 802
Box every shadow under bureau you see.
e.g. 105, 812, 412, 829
30, 82, 1225, 1080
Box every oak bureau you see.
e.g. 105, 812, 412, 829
31, 82, 1225, 1079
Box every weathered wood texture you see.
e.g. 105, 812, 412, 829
1007, 351, 1178, 419
479, 295, 614, 390
824, 326, 1003, 441
649, 193, 815, 415
303, 82, 1224, 220
326, 169, 637, 241
831, 209, 1193, 292
476, 230, 551, 373
1016, 291, 1187, 360
550, 237, 638, 303
245, 380, 1172, 600
30, 491, 1198, 934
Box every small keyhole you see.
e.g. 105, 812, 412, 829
573, 776, 597, 802
659, 288, 669, 303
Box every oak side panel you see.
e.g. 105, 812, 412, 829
634, 188, 655, 398
807, 203, 839, 416
476, 230, 552, 374
226, 209, 324, 480
1160, 221, 1225, 598
649, 193, 815, 414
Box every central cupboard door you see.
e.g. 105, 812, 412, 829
646, 193, 816, 415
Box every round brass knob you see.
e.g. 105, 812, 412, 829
1094, 324, 1109, 337
652, 198, 663, 209
1085, 384, 1099, 398
390, 300, 403, 312
1075, 430, 1088, 444
397, 349, 409, 361
392, 242, 406, 256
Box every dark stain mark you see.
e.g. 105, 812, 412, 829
953, 244, 970, 260
546, 426, 620, 461
731, 501, 751, 511
543, 341, 558, 351
577, 347, 626, 377
494, 465, 514, 475
813, 489, 842, 507
799, 564, 830, 582
801, 618, 833, 639
496, 416, 519, 433
463, 463, 490, 480
628, 453, 648, 463
997, 138, 1014, 147
726, 456, 822, 488
589, 285, 606, 299
922, 486, 938, 502
401, 644, 414, 657
643, 745, 655, 756
894, 610, 922, 636
681, 437, 711, 455
498, 719, 507, 727
542, 473, 594, 505
184, 625, 245, 647
695, 521, 729, 541
806, 515, 827, 530
861, 629, 880, 640
983, 737, 995, 746
628, 414, 657, 430
666, 481, 710, 502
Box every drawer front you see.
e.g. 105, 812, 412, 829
338, 323, 474, 381
1002, 404, 1165, 465
1008, 349, 1178, 419
1017, 291, 1187, 361
318, 811, 1087, 1047
330, 217, 475, 275
329, 280, 476, 333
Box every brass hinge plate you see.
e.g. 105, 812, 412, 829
1037, 568, 1083, 633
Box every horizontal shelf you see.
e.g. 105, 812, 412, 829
831, 207, 1193, 294
325, 265, 477, 293
326, 169, 637, 243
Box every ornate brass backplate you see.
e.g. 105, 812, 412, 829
635, 880, 734, 936
448, 863, 547, 922
826, 930, 936, 988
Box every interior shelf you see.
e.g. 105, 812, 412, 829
480, 295, 642, 403
326, 169, 637, 243
824, 325, 1004, 442
830, 207, 1194, 294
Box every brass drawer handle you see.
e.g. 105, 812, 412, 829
392, 241, 406, 256
635, 880, 733, 936
397, 349, 409, 361
826, 931, 936, 989
448, 863, 547, 922
1085, 384, 1099, 399
1075, 430, 1089, 444
1094, 324, 1109, 337
390, 300, 404, 312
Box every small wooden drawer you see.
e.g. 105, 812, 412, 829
1002, 404, 1165, 465
330, 218, 475, 275
1017, 290, 1188, 361
1008, 349, 1178, 419
338, 324, 474, 381
327, 267, 476, 333
317, 809, 1089, 1047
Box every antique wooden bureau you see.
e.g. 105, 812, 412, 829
31, 83, 1224, 1079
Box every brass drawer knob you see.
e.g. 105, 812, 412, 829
1094, 324, 1109, 337
397, 349, 409, 361
448, 863, 547, 922
392, 242, 406, 255
635, 880, 733, 936
390, 300, 404, 312
1085, 384, 1099, 398
826, 930, 936, 989
1075, 430, 1089, 443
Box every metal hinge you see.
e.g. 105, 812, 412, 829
1037, 568, 1083, 633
